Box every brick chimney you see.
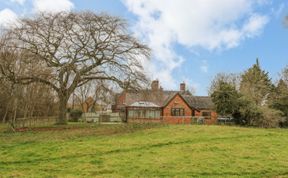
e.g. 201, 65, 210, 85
151, 80, 159, 91
180, 82, 186, 91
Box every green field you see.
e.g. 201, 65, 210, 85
1, 123, 288, 178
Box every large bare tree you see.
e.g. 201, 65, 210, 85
0, 12, 150, 124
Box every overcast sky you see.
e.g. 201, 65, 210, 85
0, 0, 287, 95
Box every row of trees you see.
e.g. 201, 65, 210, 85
0, 77, 115, 124
210, 59, 288, 128
0, 11, 150, 124
0, 79, 56, 124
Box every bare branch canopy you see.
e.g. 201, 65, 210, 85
0, 11, 150, 124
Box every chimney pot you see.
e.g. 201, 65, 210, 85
151, 80, 159, 91
180, 82, 186, 91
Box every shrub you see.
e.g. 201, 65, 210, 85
236, 102, 283, 128
69, 109, 83, 122
232, 96, 261, 126
256, 107, 284, 128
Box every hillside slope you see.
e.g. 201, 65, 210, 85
1, 124, 288, 177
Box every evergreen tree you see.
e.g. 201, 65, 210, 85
271, 79, 288, 126
210, 62, 285, 127
237, 96, 262, 126
281, 66, 288, 84
240, 59, 273, 106
211, 81, 241, 117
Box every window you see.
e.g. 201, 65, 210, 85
192, 110, 195, 116
128, 110, 134, 117
146, 110, 161, 118
202, 112, 211, 117
128, 109, 161, 119
202, 112, 211, 119
155, 110, 161, 118
171, 108, 185, 116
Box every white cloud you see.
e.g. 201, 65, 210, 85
10, 0, 26, 5
0, 8, 18, 28
200, 60, 209, 73
123, 0, 269, 90
33, 0, 74, 13
242, 14, 269, 38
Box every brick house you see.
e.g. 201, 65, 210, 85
113, 80, 217, 124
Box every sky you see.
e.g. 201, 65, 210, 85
0, 0, 287, 95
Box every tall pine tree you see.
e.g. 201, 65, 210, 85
211, 81, 241, 117
240, 59, 273, 106
271, 79, 288, 126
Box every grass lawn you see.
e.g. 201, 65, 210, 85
1, 123, 288, 177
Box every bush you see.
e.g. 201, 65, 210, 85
235, 102, 283, 128
279, 117, 288, 127
232, 96, 262, 126
69, 109, 83, 122
256, 107, 284, 128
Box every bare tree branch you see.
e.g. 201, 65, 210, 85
0, 11, 150, 124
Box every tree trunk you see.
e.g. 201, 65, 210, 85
12, 98, 18, 129
2, 107, 8, 123
57, 94, 69, 125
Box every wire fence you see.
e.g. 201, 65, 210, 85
10, 112, 123, 129
9, 114, 233, 129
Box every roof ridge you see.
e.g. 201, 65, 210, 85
192, 96, 211, 98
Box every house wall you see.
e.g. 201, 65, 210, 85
204, 110, 217, 124
162, 94, 193, 124
127, 118, 162, 123
112, 92, 126, 112
197, 110, 218, 125
117, 92, 126, 105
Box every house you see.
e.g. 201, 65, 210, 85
82, 97, 95, 112
112, 80, 217, 124
69, 97, 109, 113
